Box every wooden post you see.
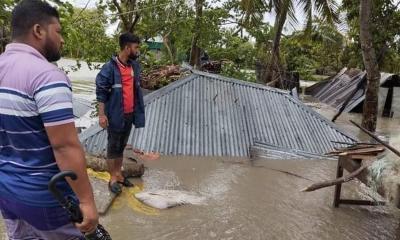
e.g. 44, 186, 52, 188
333, 156, 386, 207
333, 157, 344, 208
382, 87, 394, 118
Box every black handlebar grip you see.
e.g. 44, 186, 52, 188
48, 171, 83, 223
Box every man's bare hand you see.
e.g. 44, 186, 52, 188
75, 202, 99, 234
99, 115, 108, 129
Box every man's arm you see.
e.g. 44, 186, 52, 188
33, 69, 98, 233
96, 63, 112, 104
45, 123, 98, 233
98, 102, 108, 128
96, 64, 112, 129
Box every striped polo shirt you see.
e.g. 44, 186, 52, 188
0, 43, 74, 207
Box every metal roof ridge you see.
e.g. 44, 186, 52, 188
252, 140, 335, 159
190, 69, 290, 95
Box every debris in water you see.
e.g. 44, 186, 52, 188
131, 148, 160, 161
86, 155, 145, 178
135, 190, 206, 209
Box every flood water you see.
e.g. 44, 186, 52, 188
99, 106, 400, 240
1, 104, 400, 239
101, 155, 400, 240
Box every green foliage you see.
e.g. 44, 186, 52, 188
136, 0, 194, 64
0, 0, 13, 52
342, 0, 400, 72
226, 0, 269, 30
207, 31, 256, 69
3, 0, 398, 83
220, 61, 257, 82
61, 7, 118, 64
138, 43, 166, 71
0, 0, 13, 26
198, 6, 231, 49
281, 34, 317, 80
0, 0, 76, 53
280, 19, 344, 80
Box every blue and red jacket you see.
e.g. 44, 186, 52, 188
96, 56, 145, 131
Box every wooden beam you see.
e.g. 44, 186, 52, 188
339, 156, 400, 208
351, 120, 400, 157
338, 199, 385, 206
301, 163, 368, 192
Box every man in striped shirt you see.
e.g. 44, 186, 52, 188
0, 1, 98, 239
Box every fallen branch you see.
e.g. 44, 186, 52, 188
266, 79, 279, 87
301, 164, 369, 192
141, 65, 181, 90
326, 147, 384, 156
350, 120, 400, 157
339, 147, 384, 156
86, 155, 145, 178
343, 145, 382, 151
350, 154, 376, 160
331, 141, 380, 146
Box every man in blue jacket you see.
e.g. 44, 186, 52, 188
96, 33, 145, 194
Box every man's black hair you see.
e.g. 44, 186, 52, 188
119, 32, 141, 50
11, 0, 60, 39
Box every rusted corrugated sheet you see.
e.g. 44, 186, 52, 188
80, 70, 356, 157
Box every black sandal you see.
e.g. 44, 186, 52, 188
108, 181, 122, 194
118, 177, 134, 188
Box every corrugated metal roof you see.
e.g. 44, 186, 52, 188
249, 141, 335, 160
80, 70, 356, 157
306, 68, 400, 113
72, 97, 93, 118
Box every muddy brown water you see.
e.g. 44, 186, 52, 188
1, 107, 400, 239
97, 156, 400, 240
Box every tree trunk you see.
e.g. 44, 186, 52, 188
264, 4, 288, 85
0, 26, 8, 54
189, 0, 203, 68
163, 32, 174, 64
112, 0, 140, 33
360, 0, 380, 132
86, 155, 145, 178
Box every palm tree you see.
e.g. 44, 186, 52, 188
359, 0, 380, 131
242, 0, 340, 86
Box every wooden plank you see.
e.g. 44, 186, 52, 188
339, 157, 369, 183
350, 155, 376, 160
337, 147, 385, 156
333, 161, 344, 208
326, 146, 384, 155
350, 120, 400, 158
339, 199, 385, 206
339, 156, 400, 208
340, 145, 383, 151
